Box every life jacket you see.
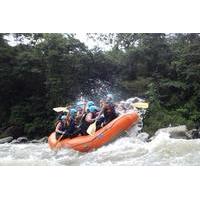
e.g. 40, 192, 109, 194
103, 102, 118, 123
79, 112, 96, 134
66, 118, 76, 134
57, 118, 76, 134
57, 121, 67, 132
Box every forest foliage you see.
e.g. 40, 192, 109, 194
0, 33, 199, 138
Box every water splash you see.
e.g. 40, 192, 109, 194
75, 79, 120, 105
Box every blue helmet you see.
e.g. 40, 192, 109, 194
87, 101, 95, 108
70, 108, 77, 117
89, 106, 100, 113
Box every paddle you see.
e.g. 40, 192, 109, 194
53, 107, 69, 113
87, 120, 97, 136
54, 132, 65, 149
131, 102, 149, 109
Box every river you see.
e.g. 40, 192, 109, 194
1, 96, 199, 166
1, 128, 200, 166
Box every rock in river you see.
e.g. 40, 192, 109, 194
0, 136, 13, 144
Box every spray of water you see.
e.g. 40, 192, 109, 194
75, 79, 121, 105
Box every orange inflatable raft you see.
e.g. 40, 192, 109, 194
48, 111, 139, 152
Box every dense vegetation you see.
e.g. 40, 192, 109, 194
0, 33, 199, 138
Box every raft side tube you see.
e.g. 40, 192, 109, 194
48, 111, 139, 152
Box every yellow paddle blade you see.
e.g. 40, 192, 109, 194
131, 102, 149, 109
87, 121, 97, 136
53, 107, 69, 112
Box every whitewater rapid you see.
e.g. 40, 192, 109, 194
0, 96, 198, 166
1, 130, 200, 166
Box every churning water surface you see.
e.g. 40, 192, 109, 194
1, 130, 200, 166
1, 95, 199, 166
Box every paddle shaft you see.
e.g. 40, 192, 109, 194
55, 133, 64, 149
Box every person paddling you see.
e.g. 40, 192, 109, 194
75, 100, 87, 125
55, 115, 69, 140
55, 104, 71, 126
73, 105, 100, 136
75, 100, 95, 128
55, 108, 78, 140
100, 94, 118, 126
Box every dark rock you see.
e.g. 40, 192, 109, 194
3, 126, 24, 139
168, 125, 188, 139
154, 125, 187, 139
31, 139, 40, 143
10, 137, 28, 144
31, 136, 48, 143
0, 136, 13, 144
185, 130, 193, 139
38, 136, 48, 143
10, 139, 19, 144
186, 129, 200, 139
16, 137, 28, 143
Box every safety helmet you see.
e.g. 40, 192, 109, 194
89, 106, 100, 113
87, 101, 95, 108
70, 108, 77, 117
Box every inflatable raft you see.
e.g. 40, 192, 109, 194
48, 111, 139, 152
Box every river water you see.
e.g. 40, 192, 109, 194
1, 96, 199, 166
1, 129, 200, 166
